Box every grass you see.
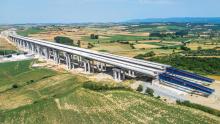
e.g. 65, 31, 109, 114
177, 101, 220, 117
107, 35, 148, 41
0, 60, 57, 92
128, 25, 187, 32
0, 50, 17, 55
0, 60, 219, 124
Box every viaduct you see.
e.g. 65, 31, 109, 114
6, 33, 168, 81
1, 31, 215, 95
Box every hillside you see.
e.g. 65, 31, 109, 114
0, 60, 219, 124
128, 17, 220, 23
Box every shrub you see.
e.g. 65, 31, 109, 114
83, 81, 128, 91
156, 96, 161, 99
180, 46, 191, 51
176, 100, 220, 117
54, 36, 74, 46
90, 34, 99, 39
145, 88, 154, 96
88, 43, 95, 49
12, 84, 18, 89
136, 85, 143, 92
26, 80, 35, 84
134, 51, 156, 59
130, 43, 135, 49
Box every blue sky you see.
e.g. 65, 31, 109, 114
0, 0, 220, 24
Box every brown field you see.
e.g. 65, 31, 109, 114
134, 44, 160, 49
0, 37, 17, 50
137, 40, 161, 43
187, 43, 220, 50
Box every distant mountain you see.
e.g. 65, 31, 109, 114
127, 17, 220, 24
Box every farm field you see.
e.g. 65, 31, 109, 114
0, 60, 220, 124
0, 37, 18, 55
0, 37, 16, 50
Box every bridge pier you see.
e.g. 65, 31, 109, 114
83, 60, 91, 73
64, 52, 72, 69
128, 70, 135, 78
43, 47, 50, 59
96, 62, 107, 72
113, 68, 125, 81
53, 49, 60, 64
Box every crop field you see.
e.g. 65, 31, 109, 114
0, 37, 17, 50
187, 42, 220, 50
0, 60, 57, 92
0, 60, 220, 124
127, 25, 187, 32
17, 27, 46, 37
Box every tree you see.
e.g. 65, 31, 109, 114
54, 36, 74, 46
149, 32, 161, 37
180, 46, 191, 51
136, 85, 143, 92
12, 84, 18, 89
197, 46, 202, 51
175, 30, 188, 37
77, 40, 81, 47
88, 43, 94, 49
145, 88, 154, 96
90, 34, 99, 39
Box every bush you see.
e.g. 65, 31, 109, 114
182, 49, 220, 56
12, 84, 18, 89
88, 43, 95, 49
134, 51, 156, 59
54, 36, 74, 46
176, 100, 220, 117
130, 43, 135, 49
26, 80, 35, 84
90, 34, 99, 39
83, 81, 128, 91
180, 46, 191, 51
0, 50, 17, 55
136, 85, 143, 92
145, 88, 154, 96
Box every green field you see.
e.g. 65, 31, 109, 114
17, 27, 45, 37
128, 25, 187, 32
0, 60, 57, 92
0, 60, 219, 124
0, 50, 17, 55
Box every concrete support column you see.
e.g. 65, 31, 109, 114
64, 52, 72, 69
77, 56, 82, 62
43, 47, 50, 59
96, 62, 107, 72
128, 70, 135, 77
36, 45, 40, 55
26, 42, 30, 52
70, 54, 75, 69
19, 40, 22, 47
31, 43, 35, 53
23, 41, 26, 48
83, 60, 91, 73
113, 68, 124, 81
53, 49, 60, 64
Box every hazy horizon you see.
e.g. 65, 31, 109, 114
1, 0, 220, 24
